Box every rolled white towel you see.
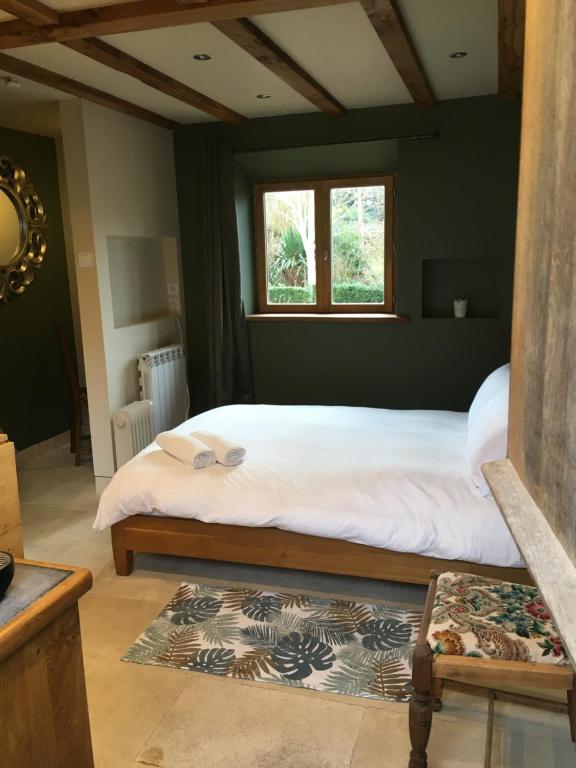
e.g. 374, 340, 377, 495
192, 431, 246, 466
156, 432, 216, 469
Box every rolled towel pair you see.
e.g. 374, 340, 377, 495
156, 432, 216, 469
193, 431, 246, 467
156, 431, 245, 469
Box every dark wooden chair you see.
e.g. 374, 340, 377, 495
409, 571, 575, 768
54, 322, 90, 466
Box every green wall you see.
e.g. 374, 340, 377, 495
0, 127, 75, 449
174, 96, 520, 413
235, 138, 399, 181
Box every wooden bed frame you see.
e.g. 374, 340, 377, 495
111, 515, 531, 586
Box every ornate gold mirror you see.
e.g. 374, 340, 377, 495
0, 156, 47, 303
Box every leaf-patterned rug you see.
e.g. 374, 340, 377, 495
123, 583, 422, 702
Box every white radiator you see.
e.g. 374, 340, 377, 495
112, 400, 154, 468
138, 344, 188, 435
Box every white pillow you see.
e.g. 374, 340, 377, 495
468, 363, 510, 427
467, 386, 509, 496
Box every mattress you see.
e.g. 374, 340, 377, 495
94, 403, 523, 569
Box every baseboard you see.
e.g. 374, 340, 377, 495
15, 431, 70, 468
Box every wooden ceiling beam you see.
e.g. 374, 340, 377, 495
213, 17, 345, 116
64, 38, 246, 123
1, 0, 246, 123
361, 0, 434, 108
0, 0, 352, 49
498, 0, 525, 98
0, 52, 179, 129
0, 0, 59, 25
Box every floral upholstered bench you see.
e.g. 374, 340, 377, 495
408, 571, 575, 768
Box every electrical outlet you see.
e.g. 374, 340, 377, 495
167, 282, 179, 297
168, 297, 181, 315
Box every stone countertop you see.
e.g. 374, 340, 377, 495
0, 559, 92, 662
0, 562, 71, 628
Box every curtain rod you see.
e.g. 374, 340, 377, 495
234, 131, 439, 155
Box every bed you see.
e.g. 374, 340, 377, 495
96, 401, 528, 585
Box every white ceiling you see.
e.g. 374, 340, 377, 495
253, 4, 411, 110
0, 0, 499, 133
398, 0, 498, 100
6, 42, 214, 123
104, 23, 314, 119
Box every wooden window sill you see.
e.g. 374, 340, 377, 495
246, 313, 409, 323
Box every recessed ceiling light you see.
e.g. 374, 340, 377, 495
193, 53, 212, 61
449, 51, 468, 59
257, 93, 272, 99
4, 77, 21, 89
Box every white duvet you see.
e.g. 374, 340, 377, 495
95, 404, 523, 569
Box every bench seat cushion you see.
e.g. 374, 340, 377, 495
427, 572, 569, 665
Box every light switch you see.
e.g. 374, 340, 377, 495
77, 251, 94, 268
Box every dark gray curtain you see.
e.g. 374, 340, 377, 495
203, 144, 254, 408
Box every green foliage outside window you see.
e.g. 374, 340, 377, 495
263, 183, 388, 308
331, 226, 373, 283
268, 283, 384, 305
268, 229, 308, 287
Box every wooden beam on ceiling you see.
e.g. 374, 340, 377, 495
498, 0, 525, 98
0, 0, 58, 25
213, 18, 345, 116
0, 0, 352, 49
0, 52, 179, 129
1, 0, 246, 123
64, 38, 246, 123
360, 0, 434, 108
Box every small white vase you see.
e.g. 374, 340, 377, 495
454, 298, 468, 319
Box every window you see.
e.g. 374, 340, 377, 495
254, 175, 395, 314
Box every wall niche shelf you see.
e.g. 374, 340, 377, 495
422, 257, 502, 319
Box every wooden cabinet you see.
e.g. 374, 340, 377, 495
0, 438, 23, 557
0, 560, 94, 767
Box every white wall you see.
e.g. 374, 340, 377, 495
55, 135, 86, 384
60, 100, 181, 491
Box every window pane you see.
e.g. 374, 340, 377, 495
264, 189, 316, 305
331, 185, 385, 304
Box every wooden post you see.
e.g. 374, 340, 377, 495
408, 643, 434, 768
483, 0, 576, 667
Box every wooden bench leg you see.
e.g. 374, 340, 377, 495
568, 679, 576, 743
111, 523, 134, 576
409, 643, 434, 768
432, 677, 443, 712
484, 690, 495, 768
74, 416, 82, 466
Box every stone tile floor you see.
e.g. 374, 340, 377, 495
17, 447, 575, 767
